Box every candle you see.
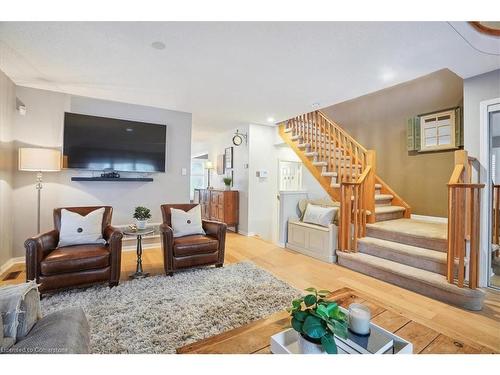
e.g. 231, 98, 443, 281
348, 303, 371, 335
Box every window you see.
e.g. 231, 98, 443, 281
420, 109, 456, 152
190, 158, 206, 200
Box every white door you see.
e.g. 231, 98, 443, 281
279, 160, 303, 191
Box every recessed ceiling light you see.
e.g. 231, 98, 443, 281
151, 41, 166, 50
126, 128, 133, 132
267, 117, 275, 123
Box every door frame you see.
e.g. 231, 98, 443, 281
479, 97, 500, 288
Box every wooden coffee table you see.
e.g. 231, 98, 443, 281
177, 287, 494, 354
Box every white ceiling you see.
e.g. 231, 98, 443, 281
0, 22, 499, 141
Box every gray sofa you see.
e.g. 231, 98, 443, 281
1, 282, 90, 354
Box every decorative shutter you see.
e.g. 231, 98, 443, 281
407, 118, 415, 151
455, 107, 463, 147
407, 117, 421, 151
414, 116, 421, 151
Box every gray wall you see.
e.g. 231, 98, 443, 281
321, 69, 463, 217
0, 70, 16, 267
12, 86, 192, 257
464, 69, 500, 158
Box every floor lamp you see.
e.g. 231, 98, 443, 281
205, 160, 213, 189
18, 148, 62, 234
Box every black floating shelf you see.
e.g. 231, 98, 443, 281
71, 177, 154, 182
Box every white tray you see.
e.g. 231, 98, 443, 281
271, 307, 413, 354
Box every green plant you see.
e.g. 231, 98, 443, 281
223, 177, 232, 186
289, 287, 348, 354
133, 206, 151, 220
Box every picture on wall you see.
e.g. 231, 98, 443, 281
225, 147, 233, 169
217, 154, 225, 175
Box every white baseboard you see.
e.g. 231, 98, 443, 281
237, 230, 256, 237
410, 214, 448, 224
0, 256, 24, 276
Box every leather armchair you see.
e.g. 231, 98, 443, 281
24, 206, 123, 295
160, 204, 226, 276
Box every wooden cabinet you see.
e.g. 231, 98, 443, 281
194, 189, 239, 232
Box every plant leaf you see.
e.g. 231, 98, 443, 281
304, 287, 317, 293
321, 334, 338, 354
302, 315, 327, 339
317, 289, 331, 297
304, 294, 317, 307
293, 311, 308, 322
316, 304, 329, 319
291, 299, 302, 309
291, 317, 303, 333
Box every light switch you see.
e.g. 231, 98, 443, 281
181, 168, 187, 176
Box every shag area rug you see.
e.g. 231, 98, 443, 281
41, 262, 301, 354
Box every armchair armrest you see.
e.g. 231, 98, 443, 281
202, 220, 227, 239
24, 229, 59, 282
103, 225, 123, 243
103, 225, 123, 284
202, 220, 226, 265
160, 224, 174, 274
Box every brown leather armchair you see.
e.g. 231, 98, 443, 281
24, 206, 123, 295
160, 204, 226, 276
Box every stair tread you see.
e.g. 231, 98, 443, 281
375, 194, 394, 201
337, 252, 484, 298
321, 171, 337, 177
358, 237, 446, 263
312, 161, 327, 166
367, 218, 447, 241
374, 205, 406, 214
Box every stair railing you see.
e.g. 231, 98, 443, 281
286, 110, 368, 183
447, 150, 484, 289
339, 163, 374, 252
285, 110, 377, 252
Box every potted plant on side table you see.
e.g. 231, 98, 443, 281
133, 206, 152, 230
289, 287, 348, 354
223, 177, 232, 190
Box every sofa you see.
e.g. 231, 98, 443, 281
286, 198, 339, 263
0, 282, 90, 354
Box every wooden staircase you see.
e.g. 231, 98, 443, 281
279, 110, 485, 310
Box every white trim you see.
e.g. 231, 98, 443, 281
237, 230, 256, 237
410, 214, 448, 223
479, 97, 500, 288
0, 256, 24, 276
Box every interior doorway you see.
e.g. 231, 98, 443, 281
489, 105, 500, 289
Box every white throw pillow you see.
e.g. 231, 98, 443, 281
302, 204, 335, 227
170, 205, 205, 238
58, 208, 106, 247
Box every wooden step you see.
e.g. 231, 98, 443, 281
284, 127, 293, 133
297, 143, 310, 149
358, 237, 447, 275
374, 205, 406, 222
291, 135, 302, 141
366, 219, 447, 252
337, 252, 485, 311
375, 194, 393, 207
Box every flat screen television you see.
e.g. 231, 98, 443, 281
63, 112, 166, 172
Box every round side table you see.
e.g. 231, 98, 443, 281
124, 227, 154, 279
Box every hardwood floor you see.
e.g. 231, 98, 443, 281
1, 232, 499, 353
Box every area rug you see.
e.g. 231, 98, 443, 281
40, 262, 301, 354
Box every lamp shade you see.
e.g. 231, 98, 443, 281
205, 160, 213, 169
18, 148, 62, 172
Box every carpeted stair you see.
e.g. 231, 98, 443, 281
337, 219, 486, 310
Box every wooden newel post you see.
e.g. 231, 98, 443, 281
365, 150, 376, 224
